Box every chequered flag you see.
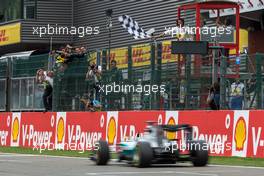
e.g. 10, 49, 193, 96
118, 15, 150, 39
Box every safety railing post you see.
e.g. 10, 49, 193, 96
185, 54, 191, 109
256, 53, 263, 109
150, 43, 156, 109
127, 45, 132, 110
102, 50, 107, 72
156, 42, 162, 109
6, 58, 11, 112
96, 50, 101, 66
220, 51, 227, 109
101, 49, 107, 110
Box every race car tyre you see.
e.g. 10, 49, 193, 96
96, 140, 110, 165
118, 153, 125, 162
133, 142, 153, 168
190, 140, 209, 167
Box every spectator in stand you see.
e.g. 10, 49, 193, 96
244, 74, 257, 109
86, 63, 102, 101
207, 82, 220, 110
175, 18, 185, 41
109, 60, 122, 83
36, 69, 54, 111
230, 79, 245, 110
79, 47, 87, 57
246, 74, 256, 94
55, 47, 68, 72
54, 44, 87, 72
80, 93, 102, 112
108, 60, 123, 110
176, 18, 184, 27
48, 50, 56, 70
216, 17, 232, 28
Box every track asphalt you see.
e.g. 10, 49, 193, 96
0, 153, 263, 176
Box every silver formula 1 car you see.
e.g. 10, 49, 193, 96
93, 122, 209, 168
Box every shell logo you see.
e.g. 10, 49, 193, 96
12, 117, 19, 142
234, 117, 247, 151
166, 117, 176, 140
57, 117, 65, 143
107, 117, 116, 145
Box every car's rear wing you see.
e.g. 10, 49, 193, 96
159, 124, 193, 140
160, 124, 192, 132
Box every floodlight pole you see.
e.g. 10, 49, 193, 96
106, 9, 113, 70
108, 24, 111, 70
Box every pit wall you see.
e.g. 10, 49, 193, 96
0, 111, 263, 158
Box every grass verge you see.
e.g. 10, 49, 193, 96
210, 156, 264, 167
0, 147, 264, 167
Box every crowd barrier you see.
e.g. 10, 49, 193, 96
0, 110, 263, 158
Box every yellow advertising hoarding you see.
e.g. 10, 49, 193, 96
132, 44, 151, 67
0, 23, 21, 46
92, 41, 182, 69
110, 47, 128, 69
162, 40, 183, 64
110, 44, 151, 68
230, 29, 248, 55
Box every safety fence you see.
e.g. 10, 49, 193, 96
52, 42, 264, 111
0, 110, 263, 158
0, 54, 48, 111
0, 41, 263, 112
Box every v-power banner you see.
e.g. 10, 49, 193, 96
0, 111, 264, 158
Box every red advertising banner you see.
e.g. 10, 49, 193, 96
247, 111, 264, 158
63, 112, 107, 151
1, 110, 264, 158
19, 112, 57, 150
0, 112, 11, 147
178, 111, 234, 156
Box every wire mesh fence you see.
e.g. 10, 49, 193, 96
0, 54, 48, 111
0, 58, 7, 111
0, 42, 263, 112
50, 42, 264, 111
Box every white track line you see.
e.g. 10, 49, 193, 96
85, 171, 218, 176
0, 153, 88, 160
0, 159, 32, 163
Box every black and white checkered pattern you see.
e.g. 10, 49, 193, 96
118, 15, 150, 40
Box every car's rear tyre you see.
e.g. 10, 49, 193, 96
133, 142, 153, 168
190, 140, 209, 167
118, 153, 125, 162
96, 140, 110, 165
